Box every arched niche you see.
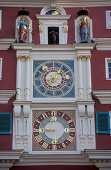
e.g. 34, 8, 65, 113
15, 15, 32, 43
75, 15, 93, 43
40, 4, 66, 15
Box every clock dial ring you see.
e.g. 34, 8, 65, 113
33, 111, 76, 151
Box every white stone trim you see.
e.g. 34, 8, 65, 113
105, 58, 111, 80
93, 90, 111, 104
93, 38, 111, 50
0, 0, 111, 7
0, 38, 15, 50
106, 10, 111, 29
0, 90, 15, 104
0, 58, 2, 80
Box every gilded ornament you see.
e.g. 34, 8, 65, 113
25, 56, 30, 61
16, 55, 22, 61
77, 55, 82, 61
86, 55, 91, 60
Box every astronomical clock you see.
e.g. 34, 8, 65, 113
32, 110, 76, 151
33, 60, 75, 98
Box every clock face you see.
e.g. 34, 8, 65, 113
32, 111, 76, 151
33, 61, 75, 98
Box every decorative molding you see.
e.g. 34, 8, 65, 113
12, 43, 95, 52
83, 150, 111, 163
0, 90, 15, 104
93, 90, 111, 104
0, 38, 15, 50
14, 153, 91, 166
40, 4, 66, 15
0, 150, 24, 160
36, 15, 71, 20
93, 38, 111, 50
0, 0, 111, 7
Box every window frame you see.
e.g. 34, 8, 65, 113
0, 112, 12, 134
106, 10, 111, 29
105, 58, 111, 80
96, 112, 110, 134
0, 58, 2, 80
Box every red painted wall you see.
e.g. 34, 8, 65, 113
91, 50, 111, 90
0, 98, 15, 149
10, 165, 99, 170
0, 6, 111, 44
0, 49, 16, 89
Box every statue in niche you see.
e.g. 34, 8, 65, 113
80, 16, 89, 43
48, 27, 59, 44
17, 17, 29, 43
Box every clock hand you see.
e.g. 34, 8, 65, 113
48, 70, 61, 84
44, 127, 51, 131
52, 123, 58, 144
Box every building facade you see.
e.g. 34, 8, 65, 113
0, 0, 111, 170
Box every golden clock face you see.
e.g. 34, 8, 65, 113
32, 110, 76, 151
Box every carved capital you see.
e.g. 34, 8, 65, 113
86, 55, 91, 60
87, 105, 94, 117
78, 104, 85, 116
25, 56, 30, 61
16, 55, 22, 61
14, 105, 21, 117
23, 105, 30, 118
77, 55, 82, 61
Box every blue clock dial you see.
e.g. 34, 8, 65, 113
33, 61, 75, 98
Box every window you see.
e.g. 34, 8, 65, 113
0, 10, 2, 30
48, 27, 59, 44
0, 58, 2, 80
46, 10, 61, 15
96, 112, 110, 134
106, 10, 111, 29
0, 113, 12, 134
105, 58, 111, 79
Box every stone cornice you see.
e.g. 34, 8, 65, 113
0, 0, 111, 7
93, 90, 111, 104
84, 150, 111, 161
93, 38, 111, 50
0, 38, 16, 50
12, 43, 95, 52
0, 90, 16, 104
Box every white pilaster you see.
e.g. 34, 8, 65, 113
86, 55, 92, 100
87, 104, 96, 148
13, 105, 21, 148
23, 105, 30, 151
77, 55, 84, 100
78, 104, 86, 150
16, 56, 22, 100
24, 56, 30, 101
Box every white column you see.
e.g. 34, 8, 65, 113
16, 56, 22, 100
86, 55, 92, 100
77, 55, 84, 100
24, 56, 30, 101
